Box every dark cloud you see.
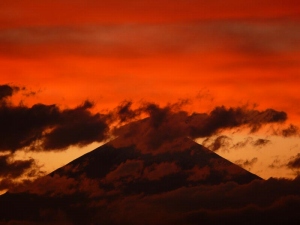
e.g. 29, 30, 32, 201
4, 176, 300, 224
103, 159, 144, 186
231, 137, 253, 149
188, 106, 287, 137
7, 173, 105, 199
252, 138, 270, 147
113, 103, 287, 153
0, 86, 109, 152
287, 153, 300, 169
202, 135, 231, 151
0, 154, 45, 192
271, 124, 300, 137
281, 124, 299, 137
104, 177, 300, 225
143, 162, 180, 181
269, 158, 283, 169
0, 84, 19, 101
112, 104, 188, 153
112, 100, 142, 124
0, 85, 289, 154
231, 137, 270, 149
41, 101, 108, 150
183, 196, 300, 225
235, 157, 258, 169
0, 154, 35, 178
0, 103, 61, 151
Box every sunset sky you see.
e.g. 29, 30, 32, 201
0, 0, 300, 188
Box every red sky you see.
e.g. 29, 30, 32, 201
0, 1, 300, 180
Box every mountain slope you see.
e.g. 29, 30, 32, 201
49, 136, 261, 195
1, 111, 300, 225
1, 135, 300, 225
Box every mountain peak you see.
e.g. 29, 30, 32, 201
0, 126, 276, 225
49, 135, 260, 196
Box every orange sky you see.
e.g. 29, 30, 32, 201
1, 1, 300, 180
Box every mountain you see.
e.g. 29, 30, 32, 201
50, 136, 261, 195
0, 132, 299, 225
0, 135, 265, 225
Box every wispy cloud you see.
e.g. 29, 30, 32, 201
287, 153, 300, 169
0, 21, 299, 60
235, 157, 258, 169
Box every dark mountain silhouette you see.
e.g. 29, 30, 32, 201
49, 136, 261, 195
0, 136, 299, 224
1, 120, 299, 225
0, 134, 266, 225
